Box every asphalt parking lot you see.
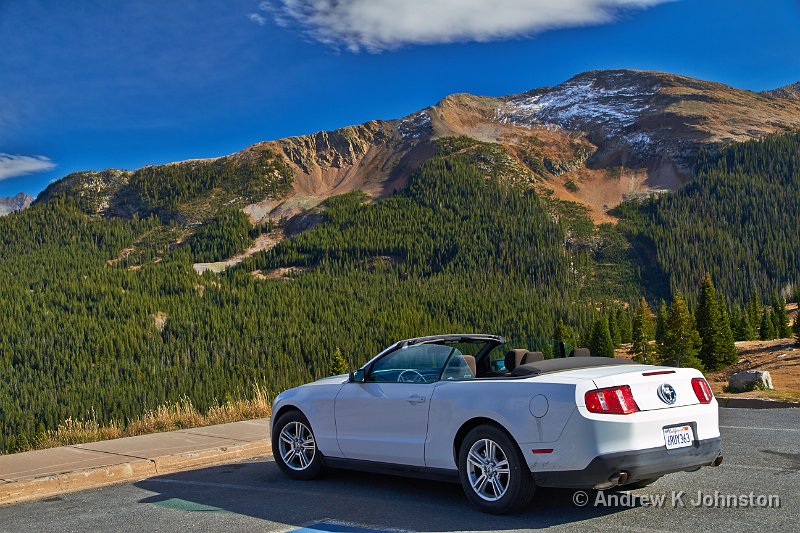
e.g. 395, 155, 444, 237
2, 407, 798, 533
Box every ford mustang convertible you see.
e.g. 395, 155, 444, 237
271, 334, 722, 514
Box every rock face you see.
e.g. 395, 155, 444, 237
728, 370, 774, 392
762, 81, 800, 100
35, 169, 132, 216
0, 192, 33, 216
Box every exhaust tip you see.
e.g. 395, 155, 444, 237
712, 454, 723, 467
594, 471, 628, 490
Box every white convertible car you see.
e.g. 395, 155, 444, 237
271, 334, 722, 514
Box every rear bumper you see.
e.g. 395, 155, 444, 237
533, 437, 722, 488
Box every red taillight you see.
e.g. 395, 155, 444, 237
584, 386, 640, 414
692, 377, 714, 404
642, 370, 676, 376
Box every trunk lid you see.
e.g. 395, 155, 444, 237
590, 366, 701, 411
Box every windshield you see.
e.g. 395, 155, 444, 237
367, 339, 497, 383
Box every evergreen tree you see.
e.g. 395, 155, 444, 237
793, 312, 800, 346
589, 316, 615, 358
608, 310, 622, 347
760, 309, 776, 340
655, 299, 668, 342
772, 293, 791, 338
746, 293, 761, 333
695, 274, 734, 370
617, 308, 633, 344
771, 310, 782, 339
728, 305, 742, 340
737, 312, 756, 342
657, 294, 703, 370
631, 297, 654, 363
717, 296, 738, 367
330, 347, 350, 376
553, 319, 579, 352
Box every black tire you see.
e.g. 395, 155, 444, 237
623, 477, 659, 489
457, 425, 536, 514
272, 410, 324, 480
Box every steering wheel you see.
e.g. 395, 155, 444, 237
398, 369, 427, 383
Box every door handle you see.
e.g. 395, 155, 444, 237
406, 395, 426, 405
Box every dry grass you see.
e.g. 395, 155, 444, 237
31, 384, 272, 451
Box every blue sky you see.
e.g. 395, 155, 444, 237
1, 0, 799, 197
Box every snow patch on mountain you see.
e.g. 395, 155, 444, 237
397, 110, 432, 139
625, 132, 653, 146
497, 76, 659, 134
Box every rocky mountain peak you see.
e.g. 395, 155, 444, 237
0, 192, 34, 216
762, 81, 800, 100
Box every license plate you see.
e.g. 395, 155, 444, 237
663, 425, 694, 450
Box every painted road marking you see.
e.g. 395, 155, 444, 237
152, 497, 232, 514
720, 425, 800, 432
143, 477, 327, 497
291, 520, 409, 533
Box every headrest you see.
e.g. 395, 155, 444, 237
523, 351, 544, 364
570, 348, 591, 357
462, 355, 476, 376
504, 349, 528, 372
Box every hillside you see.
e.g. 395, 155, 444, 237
1, 144, 634, 452
37, 70, 800, 228
0, 193, 33, 216
615, 131, 800, 305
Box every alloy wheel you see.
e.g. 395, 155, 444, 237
278, 421, 317, 471
466, 438, 511, 501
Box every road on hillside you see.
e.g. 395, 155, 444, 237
1, 408, 798, 533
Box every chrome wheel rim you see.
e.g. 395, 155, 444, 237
278, 421, 316, 471
467, 438, 510, 502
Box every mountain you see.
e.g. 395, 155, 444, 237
762, 81, 800, 100
0, 193, 33, 216
38, 70, 800, 226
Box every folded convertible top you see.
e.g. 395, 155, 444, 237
511, 356, 638, 377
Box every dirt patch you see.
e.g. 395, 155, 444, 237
193, 230, 283, 274
253, 266, 306, 281
151, 312, 168, 332
107, 246, 136, 266
707, 338, 800, 401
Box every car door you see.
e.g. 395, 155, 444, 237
334, 343, 453, 466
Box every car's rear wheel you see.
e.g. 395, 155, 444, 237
272, 410, 324, 480
458, 425, 536, 514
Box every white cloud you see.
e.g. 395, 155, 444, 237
0, 153, 56, 181
266, 0, 669, 52
247, 12, 268, 26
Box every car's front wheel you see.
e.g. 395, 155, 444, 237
272, 410, 324, 480
457, 425, 536, 514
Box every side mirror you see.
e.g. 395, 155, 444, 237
349, 369, 366, 383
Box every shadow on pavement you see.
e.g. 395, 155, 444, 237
135, 459, 637, 531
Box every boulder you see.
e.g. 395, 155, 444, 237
728, 370, 773, 392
